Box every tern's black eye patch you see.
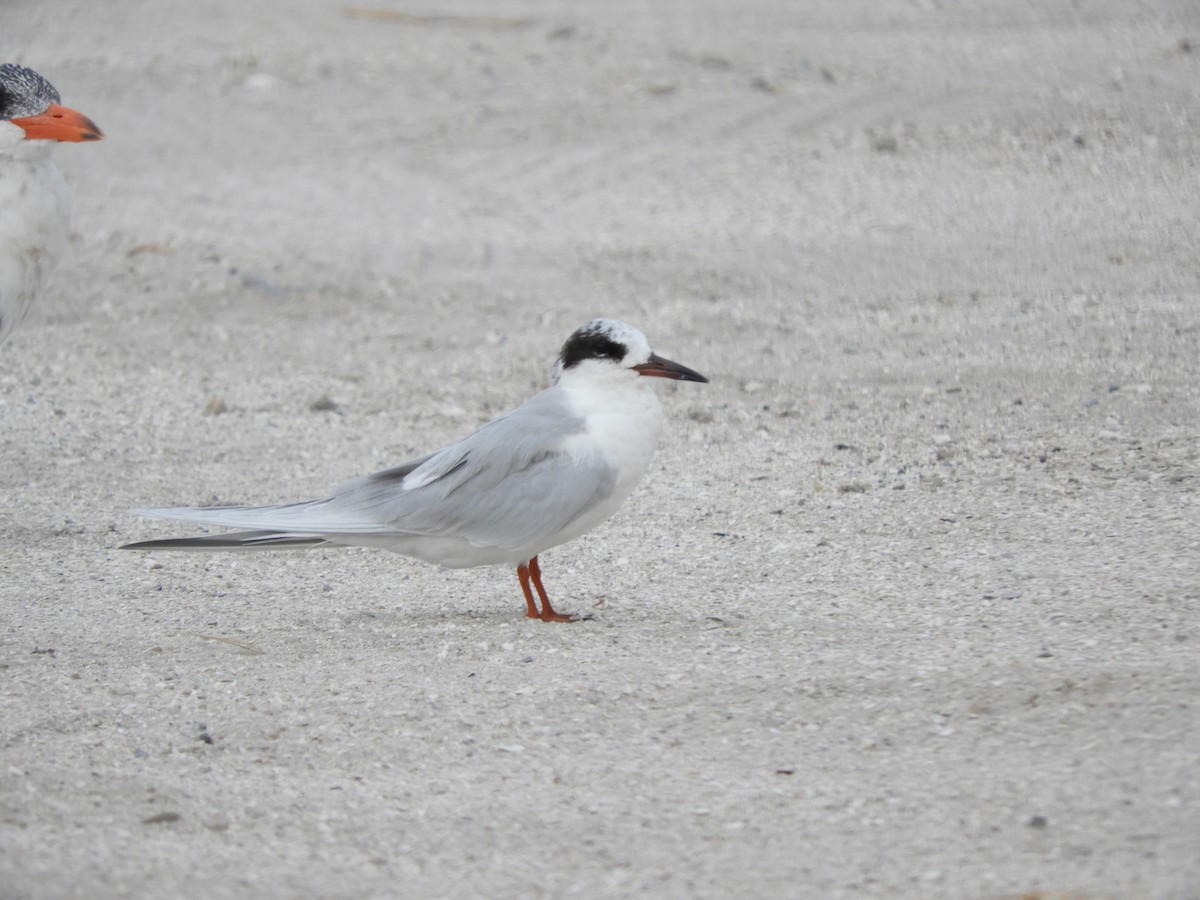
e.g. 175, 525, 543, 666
558, 330, 626, 370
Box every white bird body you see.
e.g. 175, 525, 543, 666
125, 319, 708, 621
0, 64, 102, 346
0, 134, 72, 344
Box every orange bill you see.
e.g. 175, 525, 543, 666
11, 103, 103, 142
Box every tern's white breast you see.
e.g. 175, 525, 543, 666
0, 141, 71, 342
551, 377, 665, 545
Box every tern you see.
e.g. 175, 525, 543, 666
0, 63, 103, 347
122, 319, 708, 622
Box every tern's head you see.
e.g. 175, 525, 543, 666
553, 318, 708, 387
0, 64, 103, 152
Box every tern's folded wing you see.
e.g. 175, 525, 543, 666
133, 386, 614, 551
326, 390, 615, 549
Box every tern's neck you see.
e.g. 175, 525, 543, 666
0, 139, 55, 164
557, 368, 663, 439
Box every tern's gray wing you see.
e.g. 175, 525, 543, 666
326, 387, 616, 549
133, 387, 616, 552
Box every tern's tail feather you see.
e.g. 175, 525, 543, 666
121, 530, 330, 551
126, 501, 396, 536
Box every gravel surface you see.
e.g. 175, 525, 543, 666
2, 2, 1198, 898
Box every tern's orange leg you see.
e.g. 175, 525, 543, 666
517, 563, 540, 619
528, 556, 576, 622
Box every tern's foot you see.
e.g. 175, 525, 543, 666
526, 608, 577, 623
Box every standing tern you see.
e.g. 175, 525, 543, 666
0, 63, 103, 347
122, 319, 708, 622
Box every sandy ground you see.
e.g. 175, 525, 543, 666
2, 1, 1198, 898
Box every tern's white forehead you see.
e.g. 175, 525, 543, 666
556, 319, 652, 376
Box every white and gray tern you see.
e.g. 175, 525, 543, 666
123, 319, 708, 622
0, 63, 103, 346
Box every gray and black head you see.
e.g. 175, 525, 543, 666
0, 64, 102, 143
0, 64, 60, 120
554, 318, 708, 384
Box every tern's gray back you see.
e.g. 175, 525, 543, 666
324, 386, 617, 551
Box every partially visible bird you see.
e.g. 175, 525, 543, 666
123, 319, 709, 622
0, 63, 103, 347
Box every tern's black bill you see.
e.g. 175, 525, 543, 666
633, 353, 708, 383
